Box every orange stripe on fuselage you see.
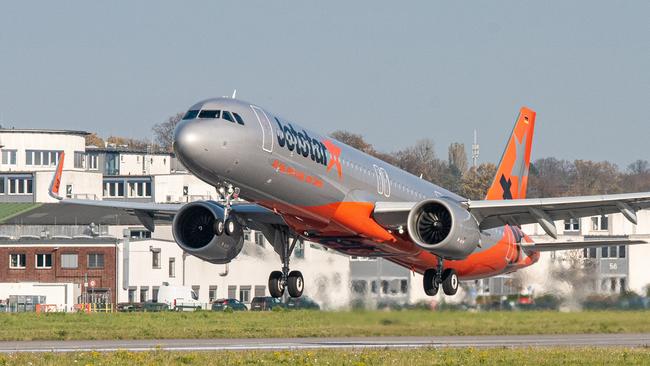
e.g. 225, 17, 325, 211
256, 200, 539, 280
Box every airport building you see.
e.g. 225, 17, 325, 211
0, 128, 648, 310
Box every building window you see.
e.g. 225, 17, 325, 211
294, 240, 305, 258
9, 253, 26, 269
25, 150, 62, 166
140, 287, 149, 302
228, 286, 236, 299
192, 285, 200, 299
128, 181, 152, 198
352, 280, 368, 295
564, 218, 580, 232
60, 253, 78, 269
7, 177, 33, 195
128, 288, 136, 302
35, 253, 53, 269
239, 286, 251, 303
152, 250, 161, 269
1, 150, 17, 165
74, 151, 86, 169
152, 286, 160, 302
0, 178, 5, 194
209, 286, 218, 302
88, 154, 99, 170
168, 257, 175, 277
583, 247, 598, 259
400, 279, 408, 294
103, 181, 125, 197
619, 245, 626, 258
601, 246, 609, 258
88, 253, 104, 268
591, 215, 609, 231
254, 232, 265, 247
130, 229, 151, 239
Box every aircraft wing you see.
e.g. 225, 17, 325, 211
48, 153, 285, 231
373, 192, 650, 239
520, 238, 648, 252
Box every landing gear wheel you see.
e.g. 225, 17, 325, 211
213, 219, 224, 236
423, 269, 439, 296
224, 218, 238, 236
287, 270, 304, 298
441, 269, 459, 296
268, 271, 285, 298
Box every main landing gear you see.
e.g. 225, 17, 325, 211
423, 257, 459, 296
268, 231, 304, 298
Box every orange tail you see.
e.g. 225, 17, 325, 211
485, 107, 536, 200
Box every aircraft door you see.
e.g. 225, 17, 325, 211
250, 105, 274, 153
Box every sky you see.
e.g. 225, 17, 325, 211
0, 1, 647, 168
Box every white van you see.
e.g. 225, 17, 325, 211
157, 283, 202, 311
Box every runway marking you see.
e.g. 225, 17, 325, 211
0, 334, 648, 353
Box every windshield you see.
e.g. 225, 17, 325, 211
191, 290, 198, 300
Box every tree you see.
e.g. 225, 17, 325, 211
106, 136, 153, 151
622, 160, 650, 193
459, 163, 497, 200
84, 133, 104, 147
527, 158, 576, 198
152, 112, 184, 151
448, 142, 468, 174
569, 160, 621, 195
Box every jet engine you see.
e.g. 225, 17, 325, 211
172, 201, 244, 264
406, 198, 480, 259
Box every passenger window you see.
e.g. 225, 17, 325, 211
198, 110, 220, 119
182, 110, 199, 120
222, 111, 235, 123
233, 112, 245, 125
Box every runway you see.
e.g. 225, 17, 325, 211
0, 333, 648, 353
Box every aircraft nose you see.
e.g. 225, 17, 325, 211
173, 120, 204, 162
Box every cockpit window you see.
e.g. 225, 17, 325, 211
233, 112, 245, 125
198, 110, 220, 119
182, 110, 199, 120
222, 111, 235, 123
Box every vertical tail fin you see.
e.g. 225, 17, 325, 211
485, 107, 536, 200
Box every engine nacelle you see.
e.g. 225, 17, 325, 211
172, 200, 244, 264
406, 198, 480, 260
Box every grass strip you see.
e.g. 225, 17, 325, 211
0, 347, 648, 365
0, 310, 648, 341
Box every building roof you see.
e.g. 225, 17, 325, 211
0, 128, 90, 136
85, 146, 173, 156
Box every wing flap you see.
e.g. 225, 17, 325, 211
521, 238, 648, 252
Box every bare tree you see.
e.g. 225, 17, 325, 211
459, 163, 497, 200
448, 142, 468, 174
152, 112, 184, 152
84, 133, 104, 147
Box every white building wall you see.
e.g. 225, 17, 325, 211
119, 153, 171, 176
153, 174, 218, 203
34, 170, 103, 203
0, 132, 86, 172
0, 282, 79, 311
109, 225, 351, 309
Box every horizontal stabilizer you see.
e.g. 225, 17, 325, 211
521, 239, 648, 252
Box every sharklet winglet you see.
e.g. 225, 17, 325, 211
48, 152, 65, 200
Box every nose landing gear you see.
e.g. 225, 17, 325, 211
423, 257, 459, 296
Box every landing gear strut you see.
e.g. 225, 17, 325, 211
268, 230, 303, 298
423, 257, 458, 296
217, 184, 241, 237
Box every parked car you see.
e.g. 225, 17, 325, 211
285, 296, 320, 310
250, 296, 284, 311
143, 301, 169, 312
116, 302, 144, 312
211, 298, 248, 311
157, 283, 202, 311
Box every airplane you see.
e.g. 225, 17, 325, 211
49, 97, 650, 298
